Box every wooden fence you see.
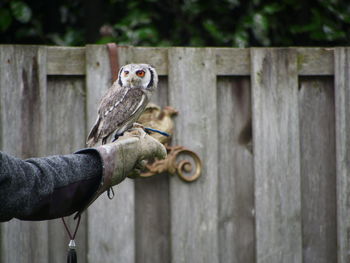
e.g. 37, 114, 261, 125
0, 45, 349, 263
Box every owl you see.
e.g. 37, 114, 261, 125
86, 64, 158, 147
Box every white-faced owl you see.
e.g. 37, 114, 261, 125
87, 64, 158, 147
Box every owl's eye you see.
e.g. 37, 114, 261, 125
136, 70, 145, 77
123, 71, 129, 76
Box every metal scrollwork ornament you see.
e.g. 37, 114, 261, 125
138, 103, 202, 182
141, 145, 202, 182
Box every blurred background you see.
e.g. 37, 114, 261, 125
0, 0, 349, 47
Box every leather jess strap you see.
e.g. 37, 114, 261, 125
106, 43, 120, 84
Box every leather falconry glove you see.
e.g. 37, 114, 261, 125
76, 128, 166, 217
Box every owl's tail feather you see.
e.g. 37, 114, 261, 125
86, 117, 101, 147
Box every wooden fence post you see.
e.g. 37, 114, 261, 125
251, 48, 302, 263
335, 47, 350, 263
45, 58, 88, 262
168, 47, 219, 263
0, 45, 48, 263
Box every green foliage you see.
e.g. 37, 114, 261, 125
0, 1, 32, 33
0, 0, 349, 46
10, 1, 32, 23
0, 8, 12, 32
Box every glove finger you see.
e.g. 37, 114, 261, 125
141, 135, 167, 160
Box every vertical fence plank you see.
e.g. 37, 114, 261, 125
168, 48, 219, 263
299, 77, 337, 263
335, 47, 350, 263
217, 77, 255, 263
251, 48, 302, 263
135, 77, 170, 263
0, 46, 48, 263
85, 45, 135, 263
45, 75, 87, 263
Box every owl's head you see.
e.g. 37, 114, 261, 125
117, 64, 158, 91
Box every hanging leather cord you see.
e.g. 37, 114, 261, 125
106, 43, 120, 83
61, 214, 82, 241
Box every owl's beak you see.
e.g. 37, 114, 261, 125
128, 77, 140, 87
126, 79, 132, 87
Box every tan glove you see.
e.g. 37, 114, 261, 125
76, 128, 166, 217
98, 128, 166, 184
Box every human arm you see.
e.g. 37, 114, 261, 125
0, 150, 102, 221
0, 128, 166, 222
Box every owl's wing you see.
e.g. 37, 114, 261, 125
86, 116, 101, 147
97, 82, 123, 115
85, 84, 121, 146
98, 87, 148, 139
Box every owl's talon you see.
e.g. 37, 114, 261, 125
112, 132, 123, 142
132, 123, 144, 129
133, 128, 147, 138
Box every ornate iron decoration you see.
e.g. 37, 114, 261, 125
138, 103, 202, 182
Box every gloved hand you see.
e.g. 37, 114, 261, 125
97, 127, 167, 185
76, 128, 166, 216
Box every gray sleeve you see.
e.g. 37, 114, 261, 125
0, 150, 102, 221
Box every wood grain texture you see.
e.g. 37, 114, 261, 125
45, 75, 87, 263
297, 48, 334, 76
0, 45, 48, 263
45, 47, 334, 76
335, 47, 350, 263
168, 48, 219, 263
216, 48, 250, 76
299, 77, 337, 263
47, 46, 85, 75
135, 77, 170, 263
85, 45, 135, 263
215, 48, 333, 76
251, 48, 302, 263
217, 77, 255, 263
